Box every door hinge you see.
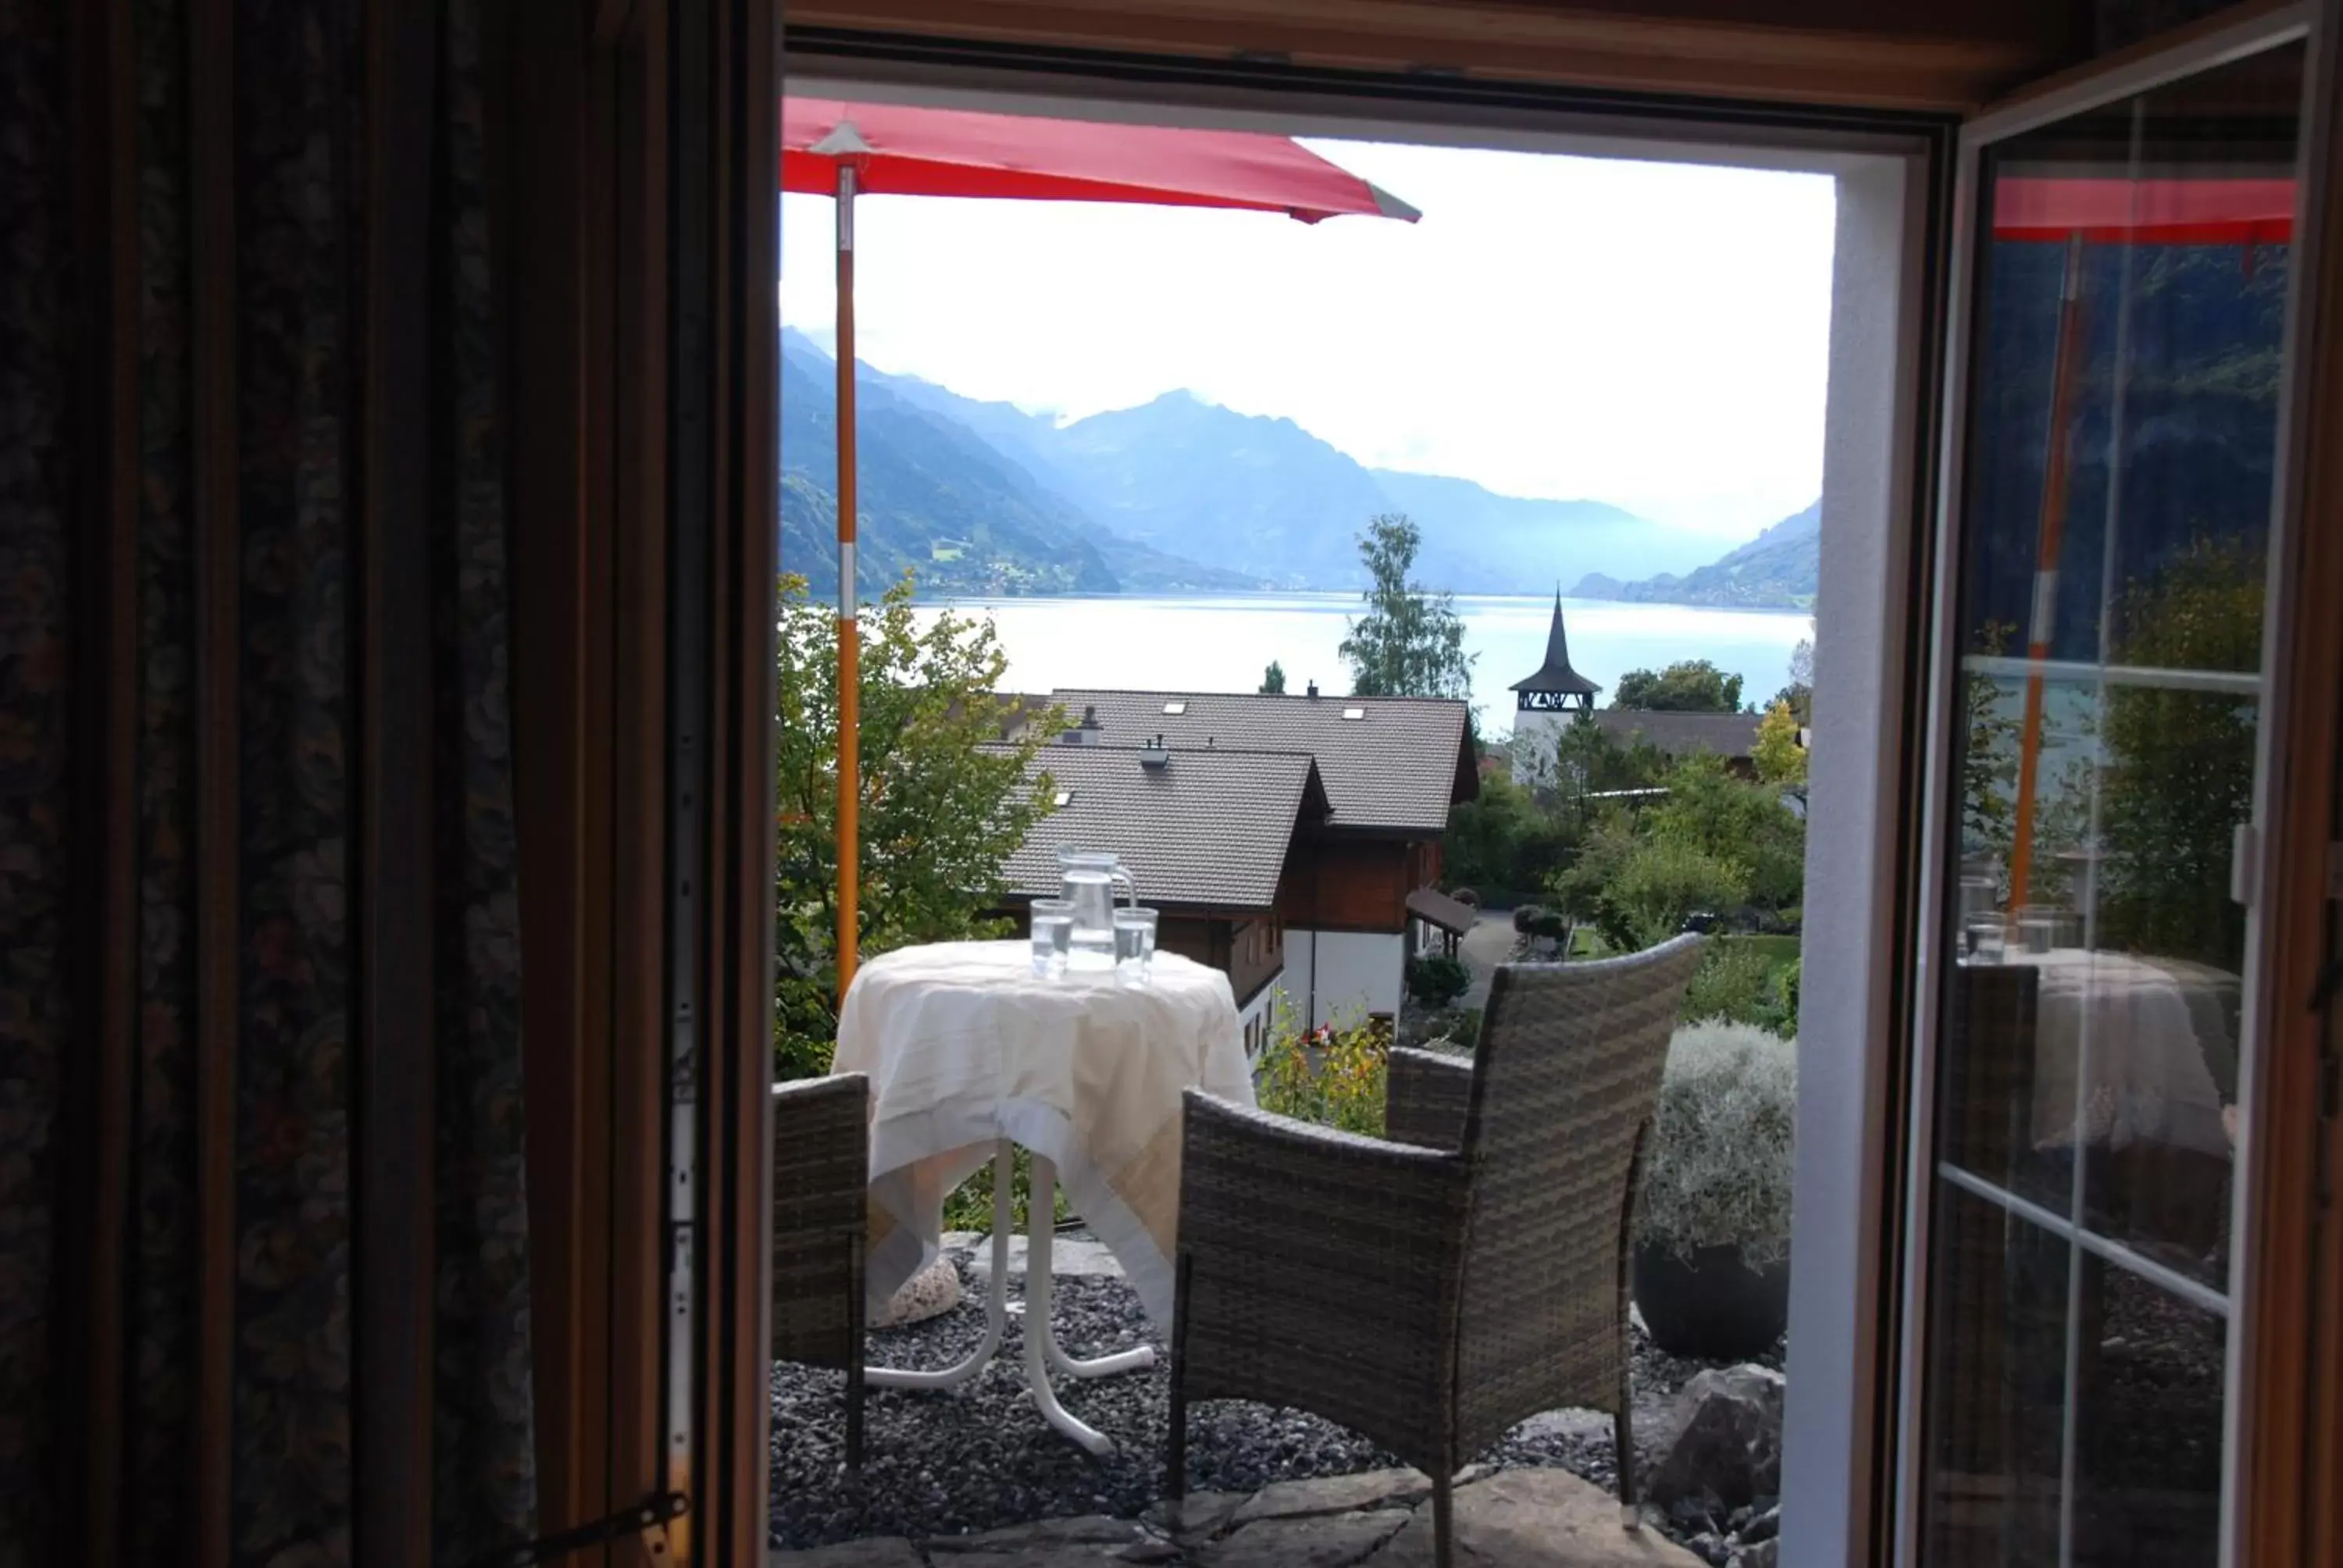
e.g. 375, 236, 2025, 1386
471, 1491, 689, 1568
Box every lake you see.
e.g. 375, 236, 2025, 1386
911, 592, 1812, 736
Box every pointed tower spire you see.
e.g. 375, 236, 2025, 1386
1509, 586, 1600, 713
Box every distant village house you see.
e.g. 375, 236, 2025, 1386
991, 686, 1477, 1049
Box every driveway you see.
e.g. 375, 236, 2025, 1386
1458, 910, 1518, 1011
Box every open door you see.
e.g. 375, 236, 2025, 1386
1896, 6, 2340, 1563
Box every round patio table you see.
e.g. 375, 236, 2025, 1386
836, 939, 1255, 1453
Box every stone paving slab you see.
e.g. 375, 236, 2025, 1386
772, 1463, 1702, 1568
1194, 1509, 1408, 1567
1373, 1469, 1699, 1566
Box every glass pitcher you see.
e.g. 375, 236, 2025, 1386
1057, 848, 1136, 971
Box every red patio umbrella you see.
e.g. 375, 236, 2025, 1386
782, 98, 1419, 993
1988, 175, 2293, 911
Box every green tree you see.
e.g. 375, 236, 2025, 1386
773, 572, 1064, 1078
1771, 632, 1815, 724
1962, 620, 2023, 878
1339, 514, 1475, 702
1259, 660, 1287, 694
1753, 699, 1808, 803
2095, 536, 2263, 966
1613, 659, 1745, 712
1546, 711, 1666, 816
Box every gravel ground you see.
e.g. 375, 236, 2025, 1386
771, 1247, 1778, 1551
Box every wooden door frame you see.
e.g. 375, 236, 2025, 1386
2245, 0, 2343, 1558
1896, 4, 2338, 1561
499, 0, 772, 1560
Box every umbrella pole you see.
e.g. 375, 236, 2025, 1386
2007, 234, 2087, 914
836, 166, 860, 1000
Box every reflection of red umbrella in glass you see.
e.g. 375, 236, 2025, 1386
1990, 176, 2293, 910
782, 100, 1419, 992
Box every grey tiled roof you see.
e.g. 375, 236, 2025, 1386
1049, 689, 1475, 835
996, 743, 1331, 912
1591, 708, 1763, 760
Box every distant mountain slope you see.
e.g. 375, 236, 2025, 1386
1367, 469, 1718, 590
1046, 391, 1393, 588
781, 333, 1119, 597
1571, 499, 1819, 609
857, 358, 1263, 593
876, 367, 1714, 591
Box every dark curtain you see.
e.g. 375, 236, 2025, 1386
0, 0, 535, 1563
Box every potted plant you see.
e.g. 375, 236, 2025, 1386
1634, 1020, 1796, 1360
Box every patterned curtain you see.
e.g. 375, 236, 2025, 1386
0, 1, 535, 1564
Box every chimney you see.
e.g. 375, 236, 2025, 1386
1061, 702, 1103, 746
1139, 732, 1170, 770
1305, 680, 1319, 699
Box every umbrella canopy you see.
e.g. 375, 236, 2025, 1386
783, 98, 1418, 996
1992, 176, 2293, 244
782, 98, 1420, 222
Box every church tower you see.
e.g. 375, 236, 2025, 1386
1508, 591, 1600, 782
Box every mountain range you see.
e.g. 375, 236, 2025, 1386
1570, 499, 1820, 610
778, 327, 1811, 605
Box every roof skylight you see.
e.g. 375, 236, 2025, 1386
1162, 700, 1187, 715
1342, 706, 1366, 720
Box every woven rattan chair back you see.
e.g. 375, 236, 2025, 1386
1449, 932, 1706, 1456
770, 1071, 872, 1466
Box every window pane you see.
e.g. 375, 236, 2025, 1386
1923, 1186, 2071, 1568
1920, 36, 2303, 1566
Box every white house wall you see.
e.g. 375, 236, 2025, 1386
1286, 928, 1404, 1027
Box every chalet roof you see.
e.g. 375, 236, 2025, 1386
992, 743, 1332, 912
1509, 592, 1601, 697
1404, 886, 1478, 938
1592, 707, 1763, 761
1049, 687, 1476, 835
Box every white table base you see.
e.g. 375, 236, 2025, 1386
865, 1141, 1157, 1455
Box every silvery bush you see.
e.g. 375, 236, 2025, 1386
1638, 1020, 1796, 1268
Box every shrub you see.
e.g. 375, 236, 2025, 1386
1450, 886, 1482, 909
1407, 953, 1471, 1008
1513, 903, 1548, 935
940, 1147, 1070, 1235
1639, 1021, 1796, 1267
1256, 996, 1389, 1137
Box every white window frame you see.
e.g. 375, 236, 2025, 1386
782, 58, 1951, 1567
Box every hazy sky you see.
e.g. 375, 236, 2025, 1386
779, 138, 1835, 541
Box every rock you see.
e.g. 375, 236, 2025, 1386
768, 1540, 925, 1567
1742, 1504, 1780, 1544
870, 1256, 963, 1328
1645, 1365, 1785, 1511
925, 1514, 1142, 1552
1228, 1467, 1430, 1523
1375, 1468, 1702, 1565
968, 1233, 1126, 1281
1142, 1493, 1246, 1541
1196, 1510, 1410, 1567
1739, 1541, 1780, 1567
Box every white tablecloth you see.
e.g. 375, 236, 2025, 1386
836, 940, 1255, 1327
2012, 949, 2230, 1157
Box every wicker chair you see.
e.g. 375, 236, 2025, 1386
1168, 934, 1706, 1567
771, 1072, 872, 1469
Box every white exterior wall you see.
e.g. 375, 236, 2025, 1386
1508, 707, 1569, 789
1285, 928, 1404, 1027
1780, 155, 1928, 1568
1235, 979, 1280, 1059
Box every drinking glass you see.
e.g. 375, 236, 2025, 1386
1113, 907, 1159, 986
1964, 915, 2006, 966
1030, 899, 1074, 978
